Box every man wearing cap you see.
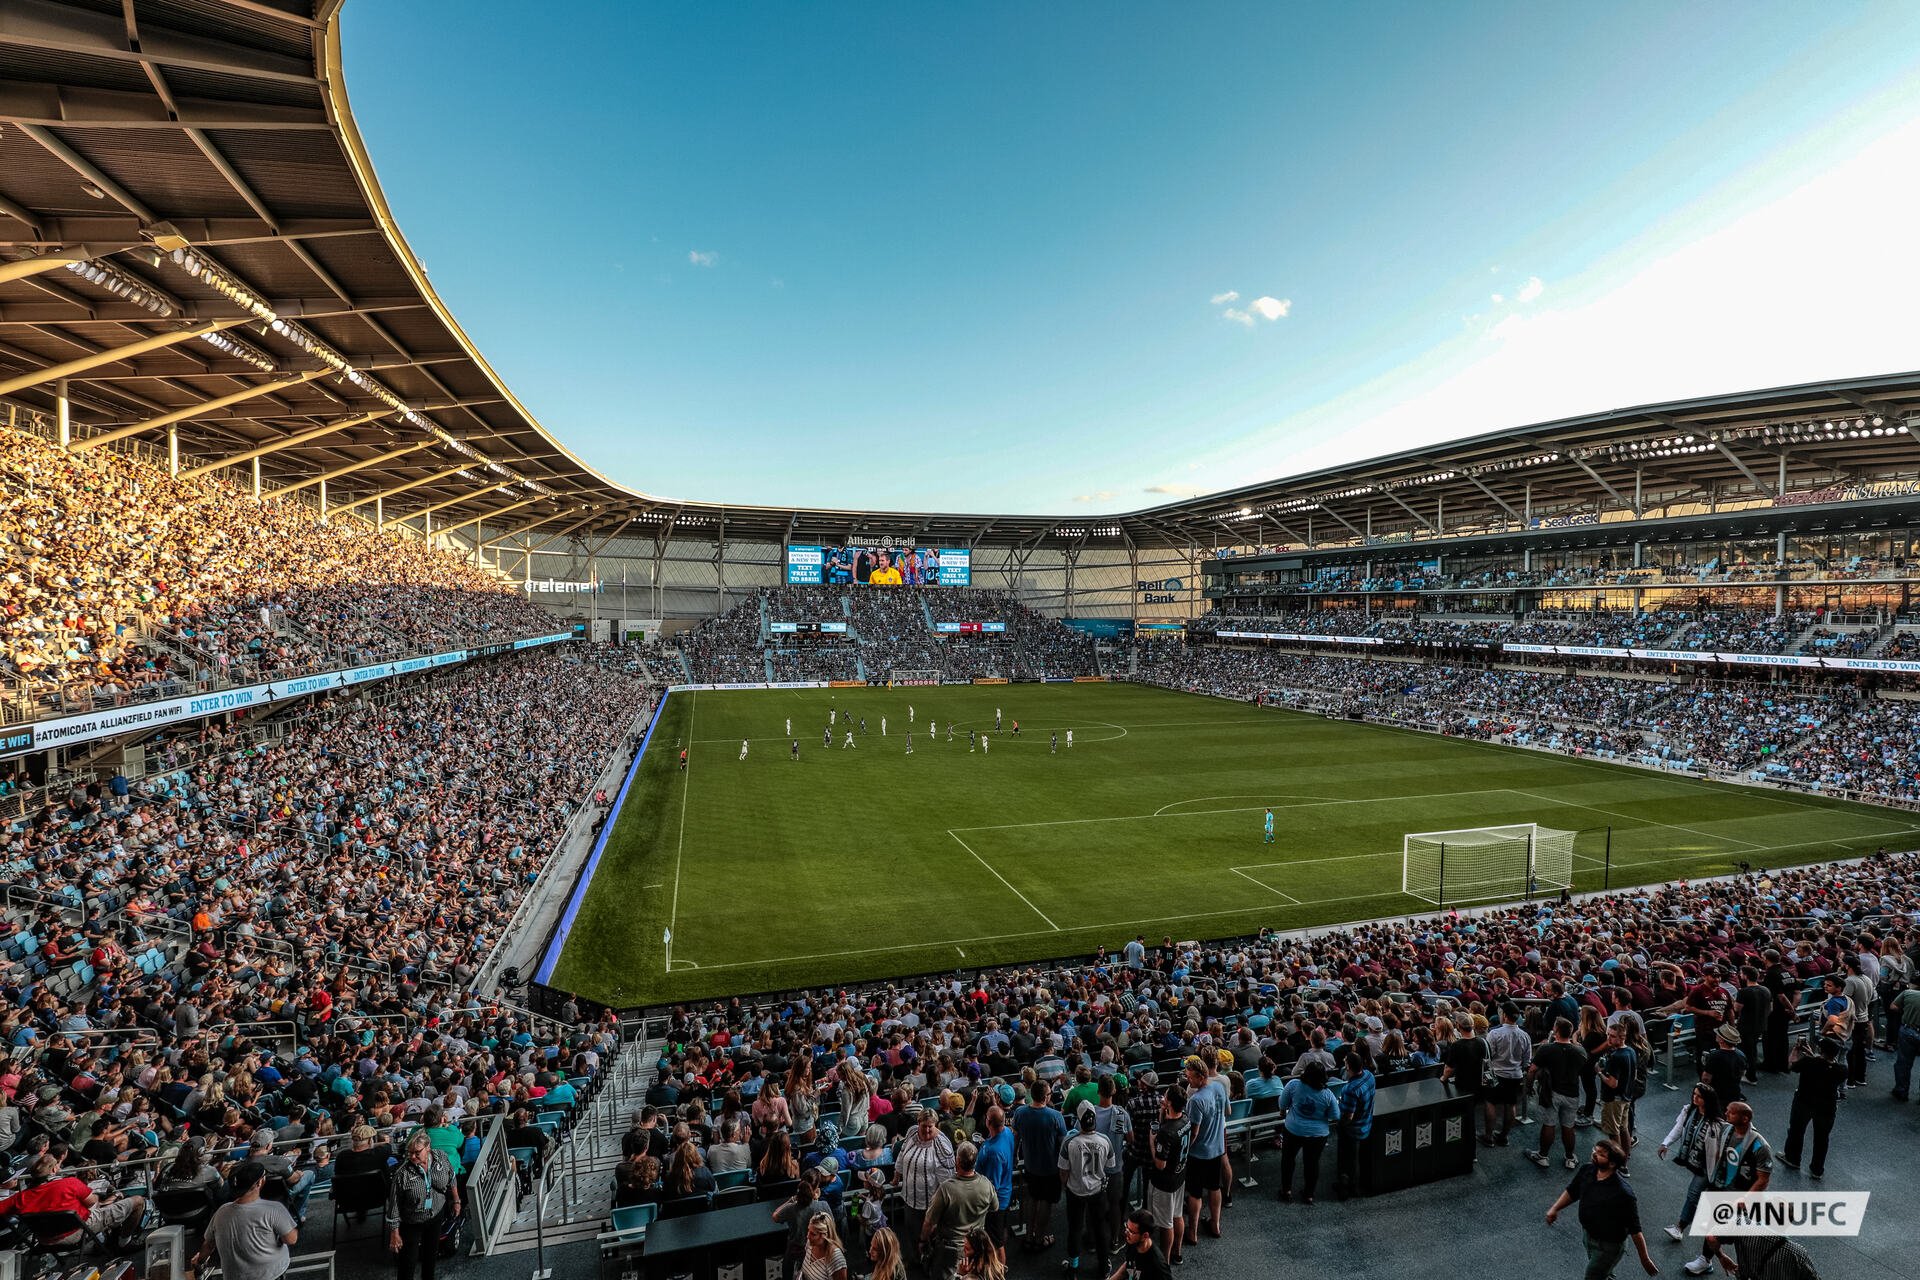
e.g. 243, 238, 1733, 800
248, 1127, 318, 1223
193, 1161, 298, 1280
1060, 1102, 1114, 1276
1700, 1025, 1747, 1106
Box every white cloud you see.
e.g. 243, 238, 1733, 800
1215, 291, 1291, 325
1222, 113, 1920, 484
1073, 490, 1118, 503
1490, 293, 1504, 304
1144, 483, 1202, 497
688, 249, 717, 267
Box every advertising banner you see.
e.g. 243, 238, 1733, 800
787, 542, 970, 586
3, 636, 573, 758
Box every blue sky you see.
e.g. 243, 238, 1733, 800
343, 3, 1920, 514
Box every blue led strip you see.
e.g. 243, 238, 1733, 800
533, 688, 669, 985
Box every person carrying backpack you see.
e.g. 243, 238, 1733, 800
1058, 1102, 1113, 1275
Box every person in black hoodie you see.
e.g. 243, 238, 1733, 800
1779, 1035, 1847, 1179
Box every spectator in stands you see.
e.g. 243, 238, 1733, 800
894, 1105, 956, 1261
1779, 1036, 1847, 1180
1544, 1137, 1658, 1279
1682, 1101, 1774, 1276
1274, 1060, 1338, 1204
1013, 1085, 1065, 1252
0, 1151, 147, 1249
385, 1128, 459, 1280
191, 1160, 298, 1280
1655, 1083, 1723, 1244
921, 1140, 995, 1279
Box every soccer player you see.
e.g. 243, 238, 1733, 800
1012, 719, 1019, 736
906, 732, 914, 756
969, 729, 976, 753
739, 739, 749, 762
785, 717, 791, 737
1263, 809, 1274, 844
831, 706, 837, 725
860, 716, 867, 735
909, 704, 916, 724
678, 748, 687, 771
843, 731, 857, 749
995, 707, 1002, 731
929, 718, 937, 741
947, 723, 954, 743
791, 739, 800, 761
1066, 729, 1074, 748
1051, 731, 1058, 754
882, 716, 887, 737
982, 733, 990, 756
822, 726, 831, 749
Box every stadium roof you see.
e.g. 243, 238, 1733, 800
3, 1, 1920, 554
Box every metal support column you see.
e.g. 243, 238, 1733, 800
251, 456, 261, 497
319, 478, 328, 522
168, 427, 179, 476
55, 379, 70, 447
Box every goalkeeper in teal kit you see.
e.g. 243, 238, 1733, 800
1263, 808, 1275, 845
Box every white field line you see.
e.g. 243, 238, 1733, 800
947, 830, 1061, 931
669, 828, 1920, 974
1228, 866, 1301, 905
665, 691, 695, 973
1505, 787, 1768, 852
951, 787, 1523, 834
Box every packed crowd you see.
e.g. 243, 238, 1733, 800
1127, 641, 1917, 793
672, 588, 1102, 685
0, 643, 652, 1269
1, 427, 555, 711
625, 852, 1920, 1278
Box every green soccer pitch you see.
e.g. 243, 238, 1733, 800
545, 682, 1920, 1007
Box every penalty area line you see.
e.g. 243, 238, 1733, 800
1228, 866, 1301, 905
948, 830, 1060, 931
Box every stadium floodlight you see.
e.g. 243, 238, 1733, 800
1402, 823, 1576, 907
63, 258, 172, 316
198, 328, 275, 371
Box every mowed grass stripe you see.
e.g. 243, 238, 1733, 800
551, 684, 1920, 1006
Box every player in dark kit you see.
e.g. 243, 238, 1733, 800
791, 739, 800, 761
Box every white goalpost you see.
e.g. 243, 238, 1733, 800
1401, 822, 1576, 907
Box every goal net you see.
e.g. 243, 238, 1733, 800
1401, 823, 1575, 907
888, 669, 942, 687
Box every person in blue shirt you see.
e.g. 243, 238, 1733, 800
1263, 808, 1274, 844
1336, 1047, 1377, 1200
1012, 1085, 1067, 1249
1276, 1060, 1340, 1204
1179, 1058, 1227, 1243
973, 1106, 1016, 1253
1243, 1058, 1285, 1104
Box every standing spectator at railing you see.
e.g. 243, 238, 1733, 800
1013, 1083, 1065, 1253
893, 1104, 956, 1263
190, 1160, 298, 1280
386, 1128, 459, 1280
